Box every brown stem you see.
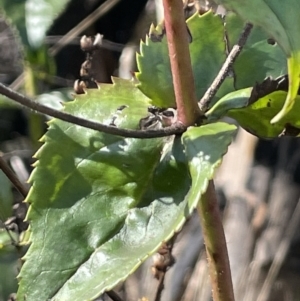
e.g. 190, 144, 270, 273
0, 156, 28, 198
0, 83, 186, 139
199, 23, 253, 111
163, 0, 201, 126
198, 181, 235, 301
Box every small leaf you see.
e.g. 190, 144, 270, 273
136, 36, 172, 107
228, 91, 300, 138
215, 0, 300, 123
136, 11, 227, 107
182, 123, 237, 203
207, 77, 300, 138
206, 87, 252, 122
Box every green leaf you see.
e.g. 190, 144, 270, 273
214, 0, 300, 123
225, 12, 267, 49
18, 78, 195, 301
182, 122, 236, 203
225, 13, 286, 90
207, 86, 300, 138
19, 78, 237, 300
136, 23, 173, 107
206, 87, 252, 122
136, 11, 227, 107
234, 40, 286, 89
0, 0, 72, 48
229, 91, 300, 138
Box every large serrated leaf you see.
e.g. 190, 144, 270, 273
18, 78, 199, 301
136, 11, 226, 107
18, 76, 237, 300
215, 0, 300, 124
0, 0, 72, 48
51, 137, 193, 301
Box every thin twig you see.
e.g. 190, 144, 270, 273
106, 290, 124, 301
10, 0, 122, 91
0, 156, 28, 198
0, 82, 185, 139
199, 23, 253, 111
197, 181, 235, 301
257, 197, 300, 301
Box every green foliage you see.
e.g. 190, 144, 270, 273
228, 91, 300, 137
136, 11, 226, 107
182, 123, 237, 200
0, 0, 72, 49
136, 10, 288, 110
207, 85, 300, 138
17, 76, 235, 300
206, 88, 251, 122
13, 2, 300, 300
225, 13, 286, 89
215, 0, 300, 123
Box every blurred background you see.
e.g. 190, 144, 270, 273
0, 1, 299, 300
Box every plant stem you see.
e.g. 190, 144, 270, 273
163, 0, 202, 126
199, 23, 253, 111
198, 181, 235, 301
0, 83, 185, 139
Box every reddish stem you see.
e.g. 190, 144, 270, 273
162, 0, 201, 126
198, 181, 235, 301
